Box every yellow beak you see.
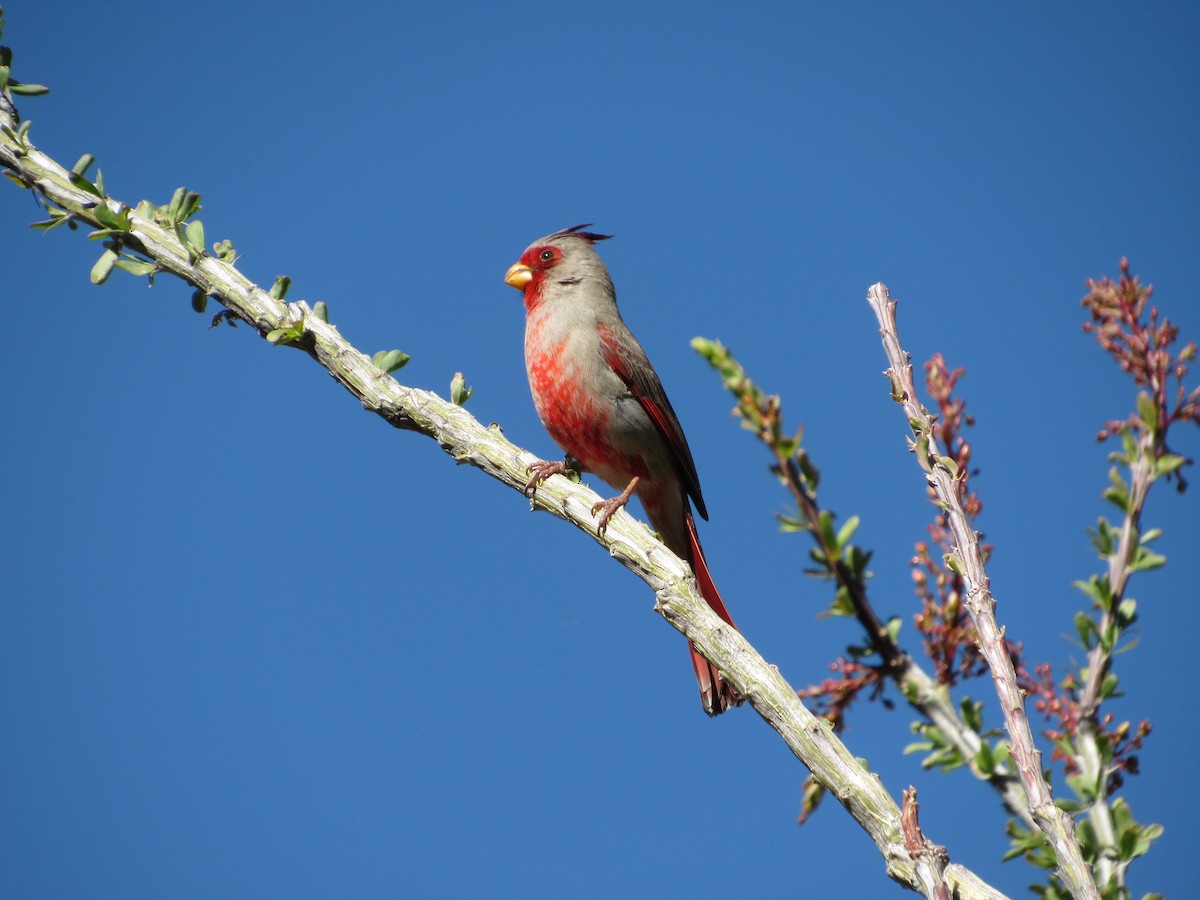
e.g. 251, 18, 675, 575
504, 262, 533, 290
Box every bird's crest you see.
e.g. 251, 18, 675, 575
552, 223, 613, 244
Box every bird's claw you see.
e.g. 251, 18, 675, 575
524, 459, 568, 498
591, 498, 619, 535
591, 476, 639, 535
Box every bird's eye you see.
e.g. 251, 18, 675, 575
539, 249, 555, 262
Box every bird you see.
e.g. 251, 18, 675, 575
503, 224, 742, 715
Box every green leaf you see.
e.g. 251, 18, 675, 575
113, 258, 158, 277
822, 586, 855, 618
1099, 672, 1121, 700
181, 191, 202, 220
30, 208, 75, 231
835, 515, 860, 548
844, 544, 871, 577
312, 301, 329, 323
72, 154, 96, 177
92, 202, 129, 232
1099, 618, 1118, 652
960, 697, 984, 732
1075, 817, 1099, 855
1117, 428, 1137, 463
8, 80, 49, 96
266, 320, 305, 345
1129, 547, 1167, 572
944, 553, 965, 576
212, 238, 238, 262
992, 740, 1011, 769
792, 453, 820, 489
167, 187, 187, 221
1154, 453, 1186, 478
269, 275, 291, 300
1136, 391, 1158, 434
777, 513, 808, 533
1074, 611, 1098, 649
450, 371, 473, 406
914, 434, 932, 471
973, 740, 995, 775
1129, 823, 1164, 863
817, 511, 840, 556
90, 248, 117, 284
1073, 574, 1112, 608
927, 745, 966, 772
0, 118, 28, 149
1087, 517, 1116, 556
166, 188, 202, 224
1066, 772, 1097, 804
184, 219, 206, 257
68, 170, 103, 197
1103, 467, 1130, 512
797, 451, 820, 490
371, 349, 410, 373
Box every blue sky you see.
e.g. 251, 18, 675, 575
3, 3, 1198, 897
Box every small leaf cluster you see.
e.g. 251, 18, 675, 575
23, 149, 238, 294
0, 12, 49, 99
1083, 257, 1199, 488
694, 336, 880, 659
905, 697, 1008, 775
697, 335, 911, 821
1006, 799, 1163, 900
995, 262, 1192, 896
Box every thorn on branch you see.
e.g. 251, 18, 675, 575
901, 787, 951, 897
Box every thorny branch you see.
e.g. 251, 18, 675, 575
1007, 260, 1192, 893
867, 283, 1098, 900
694, 339, 1032, 828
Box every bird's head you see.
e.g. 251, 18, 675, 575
504, 225, 613, 310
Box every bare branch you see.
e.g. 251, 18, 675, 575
867, 283, 1097, 900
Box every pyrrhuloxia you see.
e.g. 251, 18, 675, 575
504, 225, 741, 715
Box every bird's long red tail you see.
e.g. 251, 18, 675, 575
684, 506, 742, 716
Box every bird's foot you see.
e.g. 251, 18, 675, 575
591, 476, 639, 535
524, 456, 581, 498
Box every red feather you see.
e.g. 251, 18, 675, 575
596, 322, 708, 521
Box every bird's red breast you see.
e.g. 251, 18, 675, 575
525, 317, 649, 489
